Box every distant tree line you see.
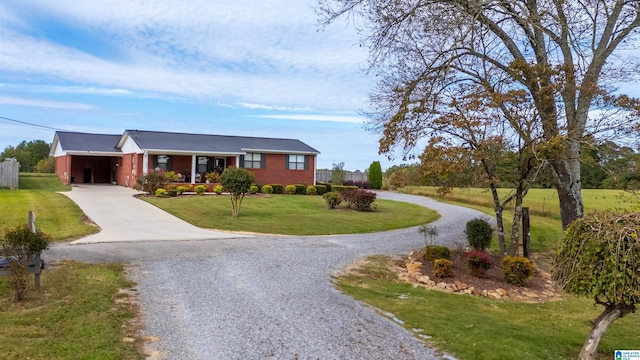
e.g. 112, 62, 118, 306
0, 140, 55, 173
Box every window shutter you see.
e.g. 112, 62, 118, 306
240, 155, 245, 168
152, 155, 158, 169
304, 155, 309, 170
261, 154, 266, 169
285, 155, 290, 170
167, 156, 172, 169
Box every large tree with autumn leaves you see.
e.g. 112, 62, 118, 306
319, 0, 640, 229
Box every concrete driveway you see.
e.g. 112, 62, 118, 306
49, 188, 486, 359
60, 185, 250, 244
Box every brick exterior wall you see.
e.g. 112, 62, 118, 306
248, 154, 315, 186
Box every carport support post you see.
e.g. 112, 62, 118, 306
521, 208, 531, 258
29, 211, 41, 290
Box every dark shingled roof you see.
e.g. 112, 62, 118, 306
56, 132, 121, 153
123, 130, 320, 154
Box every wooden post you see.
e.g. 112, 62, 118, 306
522, 207, 531, 258
28, 211, 41, 290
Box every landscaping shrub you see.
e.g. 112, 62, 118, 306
261, 184, 274, 194
249, 185, 259, 194
213, 185, 223, 195
423, 245, 451, 262
315, 184, 327, 195
465, 250, 493, 277
284, 185, 297, 194
1, 224, 50, 302
155, 188, 168, 197
270, 184, 283, 194
137, 171, 168, 194
306, 185, 317, 195
294, 184, 306, 195
433, 258, 453, 279
322, 191, 342, 209
166, 184, 178, 197
465, 218, 493, 251
502, 256, 535, 285
176, 185, 191, 194
341, 188, 377, 211
343, 180, 355, 186
194, 185, 207, 195
368, 161, 382, 189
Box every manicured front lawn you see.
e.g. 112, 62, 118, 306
0, 262, 141, 359
0, 174, 97, 241
337, 256, 639, 360
143, 194, 439, 235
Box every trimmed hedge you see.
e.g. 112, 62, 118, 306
331, 185, 358, 193
294, 184, 306, 195
261, 184, 274, 194
315, 184, 327, 195
269, 184, 283, 194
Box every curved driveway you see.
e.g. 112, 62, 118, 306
48, 188, 486, 360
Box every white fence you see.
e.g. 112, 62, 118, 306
0, 158, 19, 189
316, 170, 367, 184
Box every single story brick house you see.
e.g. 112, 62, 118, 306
50, 130, 320, 188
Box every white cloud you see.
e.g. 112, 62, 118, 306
254, 114, 366, 124
0, 95, 96, 109
0, 1, 371, 111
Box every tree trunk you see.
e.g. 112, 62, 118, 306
489, 185, 507, 256
508, 202, 523, 257
579, 304, 635, 360
549, 143, 584, 229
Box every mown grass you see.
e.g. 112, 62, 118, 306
337, 256, 639, 360
0, 174, 97, 241
143, 194, 440, 235
399, 186, 640, 252
0, 261, 141, 360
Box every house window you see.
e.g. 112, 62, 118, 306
157, 155, 169, 171
288, 155, 306, 170
244, 153, 262, 169
197, 157, 209, 174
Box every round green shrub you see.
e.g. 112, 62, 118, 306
315, 184, 327, 195
465, 218, 493, 251
322, 191, 342, 209
502, 256, 535, 285
261, 184, 274, 194
306, 185, 317, 195
194, 185, 207, 195
284, 184, 297, 194
155, 188, 168, 197
249, 185, 259, 194
213, 185, 223, 195
423, 245, 451, 262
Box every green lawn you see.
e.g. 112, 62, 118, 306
0, 261, 141, 359
143, 194, 440, 235
0, 174, 97, 241
337, 256, 639, 360
398, 186, 640, 252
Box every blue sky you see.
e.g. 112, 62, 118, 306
0, 0, 409, 171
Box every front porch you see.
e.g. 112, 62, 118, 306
146, 154, 239, 185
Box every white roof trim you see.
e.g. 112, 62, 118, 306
241, 148, 319, 155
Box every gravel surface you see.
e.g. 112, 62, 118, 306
47, 191, 485, 359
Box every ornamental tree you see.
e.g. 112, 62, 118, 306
319, 0, 640, 229
553, 211, 639, 359
367, 161, 382, 189
219, 167, 254, 217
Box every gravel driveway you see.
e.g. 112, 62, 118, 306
47, 191, 485, 359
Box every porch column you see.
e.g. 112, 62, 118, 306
235, 155, 240, 167
142, 152, 149, 174
191, 154, 197, 184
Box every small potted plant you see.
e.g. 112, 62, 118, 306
205, 171, 219, 184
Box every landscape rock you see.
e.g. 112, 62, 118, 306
496, 288, 507, 297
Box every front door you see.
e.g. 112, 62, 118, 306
83, 168, 92, 183
215, 158, 225, 173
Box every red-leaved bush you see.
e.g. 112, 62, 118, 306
341, 189, 377, 211
465, 250, 493, 277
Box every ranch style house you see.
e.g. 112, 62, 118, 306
50, 130, 320, 188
